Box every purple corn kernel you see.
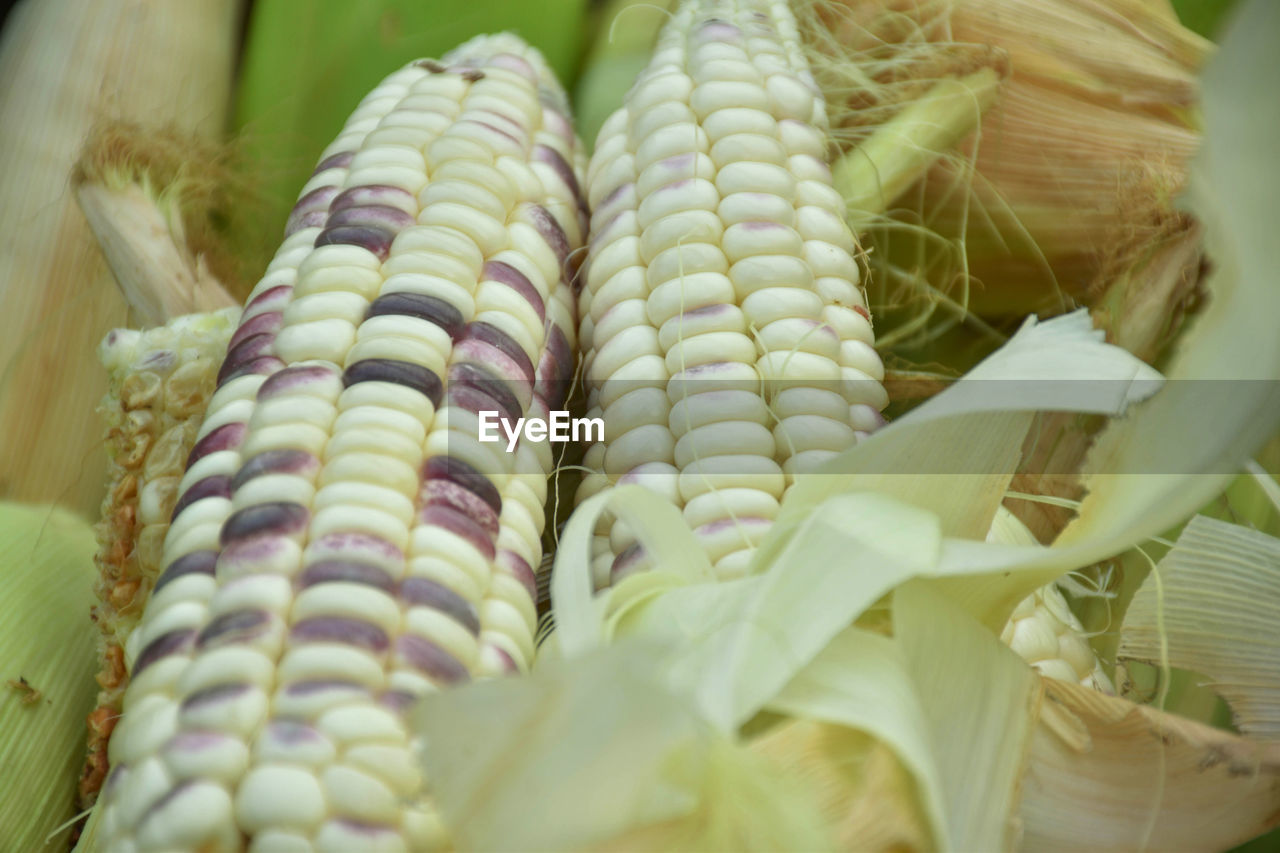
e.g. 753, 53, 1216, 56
297, 559, 396, 592
534, 145, 582, 202
315, 225, 395, 262
462, 322, 535, 381
367, 292, 464, 340
522, 204, 571, 268
460, 68, 485, 83
400, 578, 481, 635
447, 362, 522, 423
216, 535, 291, 575
487, 645, 519, 674
453, 337, 536, 388
448, 384, 520, 432
312, 151, 354, 175
228, 311, 284, 351
597, 182, 634, 214
286, 187, 340, 236
424, 455, 502, 512
141, 779, 196, 824
186, 422, 247, 468
419, 504, 495, 559
395, 635, 469, 683
103, 763, 127, 796
534, 327, 572, 407
283, 680, 369, 701
538, 100, 574, 144
219, 502, 309, 545
217, 333, 275, 386
454, 118, 521, 150
134, 629, 196, 674
330, 185, 416, 215
326, 204, 415, 233
171, 475, 232, 520
496, 549, 538, 603
422, 478, 500, 538
231, 449, 318, 492
379, 690, 419, 712
472, 109, 527, 141
182, 682, 251, 711
244, 284, 294, 315
343, 359, 443, 408
415, 59, 446, 73
257, 363, 341, 401
217, 355, 286, 388
309, 531, 404, 564
291, 616, 388, 652
153, 549, 219, 593
290, 210, 329, 233
330, 819, 400, 840
610, 543, 646, 584
482, 260, 545, 321
196, 609, 272, 649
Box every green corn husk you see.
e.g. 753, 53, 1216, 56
0, 502, 99, 850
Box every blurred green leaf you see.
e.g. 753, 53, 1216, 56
1171, 0, 1240, 39
231, 0, 589, 262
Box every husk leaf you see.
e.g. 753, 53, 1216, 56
1118, 514, 1280, 740
0, 0, 239, 517
0, 502, 99, 850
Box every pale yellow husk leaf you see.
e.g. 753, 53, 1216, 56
1118, 514, 1280, 741
0, 0, 239, 518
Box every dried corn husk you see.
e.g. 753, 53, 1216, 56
0, 502, 99, 850
802, 0, 1211, 328
0, 0, 240, 518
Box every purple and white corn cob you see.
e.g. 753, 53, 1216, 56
99, 33, 585, 853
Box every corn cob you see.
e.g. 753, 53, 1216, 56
86, 309, 239, 808
95, 33, 584, 851
575, 0, 888, 585
988, 507, 1113, 691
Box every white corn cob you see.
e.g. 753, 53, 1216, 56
87, 309, 238, 806
96, 33, 585, 852
576, 0, 887, 585
989, 507, 1114, 691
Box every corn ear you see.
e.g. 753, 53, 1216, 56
576, 0, 889, 584
94, 33, 585, 850
0, 502, 99, 851
988, 506, 1113, 691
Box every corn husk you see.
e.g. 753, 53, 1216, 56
0, 0, 240, 518
801, 0, 1211, 335
0, 502, 99, 850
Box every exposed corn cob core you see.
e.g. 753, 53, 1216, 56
575, 0, 887, 585
987, 507, 1114, 692
86, 310, 238, 807
97, 33, 585, 852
